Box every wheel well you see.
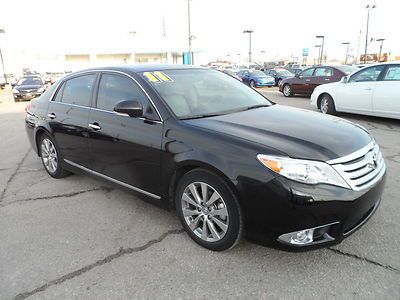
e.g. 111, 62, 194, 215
168, 164, 237, 209
35, 128, 48, 156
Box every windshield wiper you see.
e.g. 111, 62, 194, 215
245, 104, 270, 110
180, 113, 223, 120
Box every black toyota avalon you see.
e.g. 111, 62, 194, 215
25, 65, 386, 251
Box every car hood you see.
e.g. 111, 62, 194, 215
15, 85, 41, 91
184, 105, 371, 161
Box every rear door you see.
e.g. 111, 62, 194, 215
47, 73, 97, 167
291, 68, 315, 94
335, 65, 385, 114
372, 64, 400, 119
87, 72, 163, 198
312, 67, 333, 91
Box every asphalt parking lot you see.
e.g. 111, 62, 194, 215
0, 87, 399, 299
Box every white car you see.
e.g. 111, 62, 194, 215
311, 62, 400, 120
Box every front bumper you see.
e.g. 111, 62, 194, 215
256, 81, 275, 87
237, 171, 386, 251
14, 92, 42, 101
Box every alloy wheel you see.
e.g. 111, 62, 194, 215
41, 138, 58, 173
181, 182, 229, 242
283, 84, 291, 96
320, 97, 329, 114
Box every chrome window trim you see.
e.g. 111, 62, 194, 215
64, 159, 161, 199
326, 140, 375, 165
48, 69, 164, 122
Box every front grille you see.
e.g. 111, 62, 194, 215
328, 141, 386, 191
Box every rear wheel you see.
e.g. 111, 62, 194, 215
39, 133, 70, 178
319, 94, 336, 115
283, 84, 293, 97
175, 169, 242, 251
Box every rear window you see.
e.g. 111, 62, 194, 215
56, 74, 96, 107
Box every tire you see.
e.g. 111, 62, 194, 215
277, 78, 282, 86
282, 84, 293, 97
250, 80, 256, 88
39, 133, 70, 178
319, 94, 337, 115
14, 98, 19, 103
175, 169, 242, 251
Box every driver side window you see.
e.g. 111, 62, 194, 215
349, 66, 385, 83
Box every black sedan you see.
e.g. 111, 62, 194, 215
25, 65, 386, 251
13, 76, 46, 102
264, 68, 294, 86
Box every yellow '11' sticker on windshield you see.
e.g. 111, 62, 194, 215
154, 71, 173, 82
143, 72, 160, 82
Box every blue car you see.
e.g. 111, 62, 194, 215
237, 70, 275, 88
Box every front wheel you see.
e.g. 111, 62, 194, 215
175, 169, 242, 251
282, 84, 293, 97
250, 80, 256, 88
319, 94, 337, 115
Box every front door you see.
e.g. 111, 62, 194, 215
46, 73, 97, 167
335, 65, 385, 114
87, 72, 163, 198
291, 68, 315, 94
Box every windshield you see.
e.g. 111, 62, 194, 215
17, 77, 43, 86
335, 65, 359, 75
276, 70, 293, 76
250, 70, 266, 77
142, 69, 272, 119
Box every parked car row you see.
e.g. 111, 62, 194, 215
13, 75, 47, 102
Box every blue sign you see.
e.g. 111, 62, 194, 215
302, 48, 309, 56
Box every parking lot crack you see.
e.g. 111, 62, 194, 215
328, 248, 400, 274
0, 148, 31, 202
0, 186, 114, 208
13, 228, 185, 299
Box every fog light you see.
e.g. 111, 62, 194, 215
291, 229, 314, 245
277, 222, 339, 246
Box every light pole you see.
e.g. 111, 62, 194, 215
237, 53, 241, 65
376, 38, 385, 62
129, 30, 137, 63
0, 28, 6, 84
187, 0, 194, 65
243, 30, 254, 64
342, 42, 350, 64
315, 45, 321, 65
364, 4, 376, 64
316, 35, 325, 64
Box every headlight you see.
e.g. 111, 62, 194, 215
257, 154, 350, 188
37, 87, 45, 93
13, 88, 19, 94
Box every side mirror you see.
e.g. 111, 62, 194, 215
341, 76, 349, 83
114, 100, 143, 117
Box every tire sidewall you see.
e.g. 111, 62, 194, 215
320, 94, 336, 115
250, 80, 256, 88
283, 84, 292, 97
175, 169, 241, 251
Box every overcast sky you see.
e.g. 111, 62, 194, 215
0, 0, 398, 65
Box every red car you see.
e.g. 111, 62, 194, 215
279, 65, 358, 97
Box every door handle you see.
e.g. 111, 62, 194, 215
47, 113, 56, 119
89, 123, 101, 131
324, 78, 330, 81
364, 87, 372, 91
305, 79, 311, 82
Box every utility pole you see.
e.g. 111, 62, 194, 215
315, 45, 321, 65
376, 38, 385, 62
243, 30, 253, 64
129, 30, 136, 63
187, 0, 193, 65
342, 42, 350, 64
364, 5, 376, 64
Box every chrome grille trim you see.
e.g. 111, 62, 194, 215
328, 140, 386, 191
